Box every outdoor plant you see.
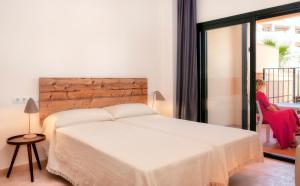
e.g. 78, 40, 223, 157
263, 39, 276, 48
278, 45, 289, 66
263, 39, 290, 67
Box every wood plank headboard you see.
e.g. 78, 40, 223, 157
39, 78, 147, 122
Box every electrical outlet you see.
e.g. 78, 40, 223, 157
12, 97, 21, 104
12, 97, 33, 104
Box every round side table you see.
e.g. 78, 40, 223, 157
6, 134, 46, 182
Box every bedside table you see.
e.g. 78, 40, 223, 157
6, 134, 46, 182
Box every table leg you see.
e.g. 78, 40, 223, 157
27, 144, 34, 182
6, 145, 20, 178
32, 143, 42, 170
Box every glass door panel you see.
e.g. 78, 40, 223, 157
206, 23, 250, 129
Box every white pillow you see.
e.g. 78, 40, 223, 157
103, 103, 157, 119
43, 108, 113, 128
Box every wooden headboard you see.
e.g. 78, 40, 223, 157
39, 78, 147, 122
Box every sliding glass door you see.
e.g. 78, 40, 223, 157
206, 23, 250, 129
198, 2, 300, 162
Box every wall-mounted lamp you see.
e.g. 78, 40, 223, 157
152, 91, 165, 108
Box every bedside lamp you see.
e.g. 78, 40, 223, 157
152, 91, 165, 108
24, 98, 39, 139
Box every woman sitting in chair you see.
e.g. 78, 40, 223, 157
256, 79, 300, 148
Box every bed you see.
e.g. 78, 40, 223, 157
40, 78, 263, 186
117, 114, 262, 176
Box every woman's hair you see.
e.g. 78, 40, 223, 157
256, 79, 265, 91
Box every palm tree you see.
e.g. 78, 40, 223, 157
278, 45, 289, 66
262, 39, 289, 67
263, 39, 276, 48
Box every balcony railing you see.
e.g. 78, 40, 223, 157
263, 67, 300, 103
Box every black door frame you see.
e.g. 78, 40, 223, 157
197, 1, 300, 163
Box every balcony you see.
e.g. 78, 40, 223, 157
263, 67, 300, 103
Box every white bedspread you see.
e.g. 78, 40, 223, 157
43, 115, 263, 186
118, 115, 264, 179
44, 121, 220, 186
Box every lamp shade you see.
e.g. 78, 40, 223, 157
154, 91, 165, 101
24, 98, 39, 114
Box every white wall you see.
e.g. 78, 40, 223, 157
157, 0, 177, 116
0, 0, 176, 170
256, 44, 279, 73
197, 0, 300, 22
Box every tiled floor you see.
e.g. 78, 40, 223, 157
0, 158, 295, 186
0, 162, 70, 186
229, 158, 295, 186
259, 125, 299, 159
